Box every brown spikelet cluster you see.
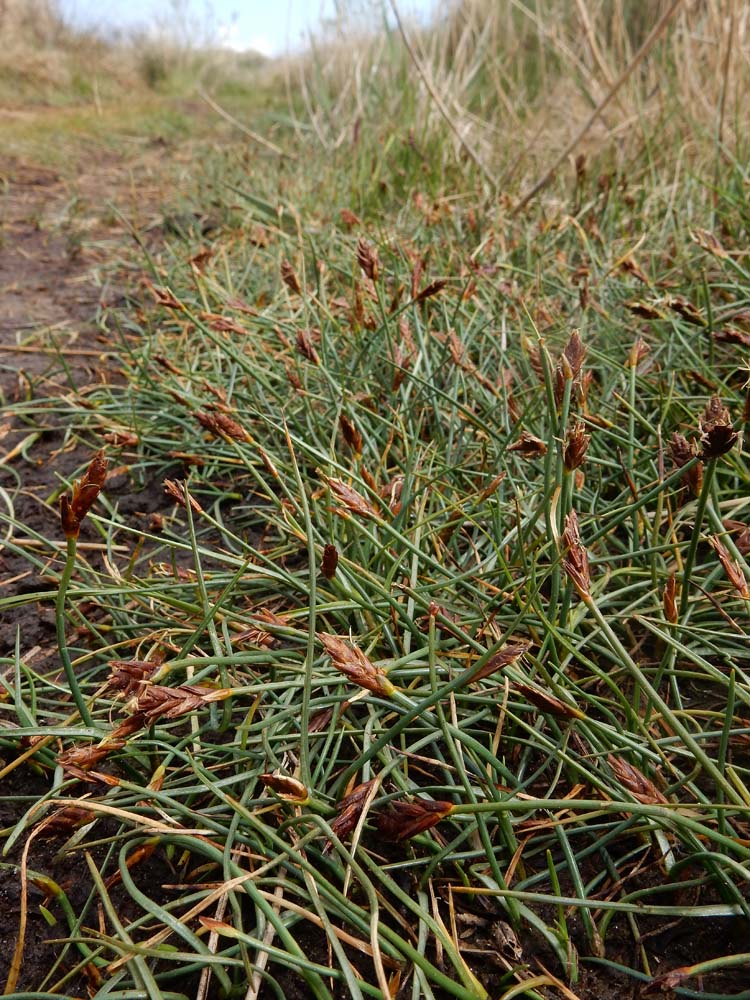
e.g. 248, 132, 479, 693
106, 658, 161, 696
699, 396, 738, 459
195, 409, 249, 441
513, 683, 585, 720
164, 479, 203, 513
321, 543, 339, 579
127, 683, 232, 724
356, 238, 379, 282
690, 228, 729, 259
413, 278, 448, 304
103, 430, 139, 447
296, 328, 321, 365
392, 316, 417, 390
626, 337, 650, 369
280, 258, 302, 295
339, 414, 363, 454
317, 632, 395, 697
259, 772, 309, 803
563, 420, 590, 471
470, 639, 531, 683
669, 432, 703, 497
508, 430, 547, 459
608, 754, 667, 805
666, 295, 704, 326
561, 509, 591, 600
554, 330, 586, 408
663, 573, 678, 624
324, 476, 378, 520
38, 806, 96, 837
330, 779, 377, 841
375, 798, 453, 842
708, 536, 749, 599
339, 208, 362, 228
60, 450, 108, 539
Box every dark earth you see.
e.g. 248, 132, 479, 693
1, 144, 748, 999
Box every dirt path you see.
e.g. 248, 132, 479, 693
0, 129, 187, 994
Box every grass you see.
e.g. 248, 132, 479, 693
2, 1, 750, 998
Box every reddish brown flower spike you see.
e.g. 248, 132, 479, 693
317, 632, 395, 697
663, 573, 678, 624
164, 479, 203, 513
260, 772, 309, 802
471, 639, 531, 682
562, 509, 591, 600
626, 337, 650, 369
339, 414, 363, 454
563, 420, 589, 471
195, 410, 248, 441
513, 683, 584, 719
375, 799, 453, 842
60, 450, 107, 538
280, 259, 302, 295
296, 329, 320, 365
669, 431, 703, 496
321, 543, 339, 580
324, 476, 378, 520
330, 779, 377, 840
708, 536, 750, 599
508, 431, 547, 459
554, 330, 586, 407
356, 238, 379, 282
413, 278, 448, 304
608, 754, 667, 805
700, 396, 738, 459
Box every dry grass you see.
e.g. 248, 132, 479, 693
287, 0, 748, 203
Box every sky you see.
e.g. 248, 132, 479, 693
59, 0, 436, 58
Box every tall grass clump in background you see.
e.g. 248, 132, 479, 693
2, 1, 750, 998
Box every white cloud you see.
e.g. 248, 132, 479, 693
246, 34, 274, 57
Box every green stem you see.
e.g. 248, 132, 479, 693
55, 535, 93, 728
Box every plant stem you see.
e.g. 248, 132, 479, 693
55, 535, 94, 728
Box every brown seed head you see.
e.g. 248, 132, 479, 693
508, 431, 547, 459
296, 329, 321, 365
321, 543, 339, 580
708, 536, 750, 599
129, 683, 232, 724
563, 420, 590, 471
700, 396, 738, 459
561, 509, 591, 600
669, 432, 703, 496
626, 337, 650, 369
608, 754, 667, 805
317, 632, 395, 697
513, 683, 585, 720
164, 479, 203, 513
663, 573, 678, 624
554, 330, 586, 408
60, 450, 107, 539
470, 639, 532, 683
339, 414, 363, 454
375, 799, 453, 842
324, 476, 378, 520
330, 779, 377, 840
280, 259, 302, 295
259, 772, 309, 803
106, 658, 160, 695
413, 278, 448, 304
196, 410, 249, 441
356, 238, 379, 282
